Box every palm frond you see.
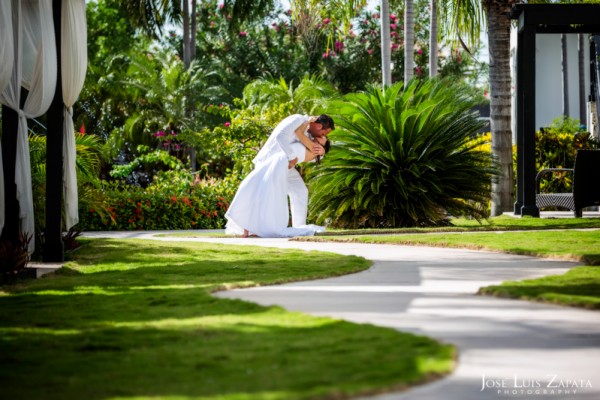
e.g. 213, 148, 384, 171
308, 78, 497, 228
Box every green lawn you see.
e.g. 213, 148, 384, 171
0, 239, 454, 400
302, 218, 600, 310
162, 216, 600, 239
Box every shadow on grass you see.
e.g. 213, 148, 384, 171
0, 238, 454, 399
0, 315, 446, 400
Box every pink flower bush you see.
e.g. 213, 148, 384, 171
238, 31, 247, 37
224, 122, 231, 127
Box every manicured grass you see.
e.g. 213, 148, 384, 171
302, 225, 600, 310
314, 215, 600, 236
161, 216, 600, 239
0, 239, 455, 400
479, 266, 600, 309
310, 229, 600, 265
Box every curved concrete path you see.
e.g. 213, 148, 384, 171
84, 231, 600, 399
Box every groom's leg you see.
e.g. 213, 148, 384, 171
288, 168, 308, 227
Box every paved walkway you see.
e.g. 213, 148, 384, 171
83, 231, 600, 400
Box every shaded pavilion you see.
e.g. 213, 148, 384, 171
1, 0, 86, 262
510, 4, 600, 217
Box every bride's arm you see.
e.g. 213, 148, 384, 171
294, 120, 324, 155
303, 148, 318, 162
294, 121, 312, 148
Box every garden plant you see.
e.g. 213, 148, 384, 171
308, 78, 497, 228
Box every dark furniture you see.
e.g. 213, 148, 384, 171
536, 149, 600, 217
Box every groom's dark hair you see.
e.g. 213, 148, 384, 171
316, 114, 335, 131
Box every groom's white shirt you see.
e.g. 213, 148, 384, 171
253, 114, 309, 165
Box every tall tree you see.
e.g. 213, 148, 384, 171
561, 33, 570, 117
381, 0, 392, 86
486, 0, 513, 216
441, 0, 513, 215
578, 33, 586, 123
429, 0, 438, 77
404, 0, 415, 82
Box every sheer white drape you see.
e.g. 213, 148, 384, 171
62, 0, 87, 229
0, 0, 57, 253
0, 1, 24, 240
0, 1, 14, 234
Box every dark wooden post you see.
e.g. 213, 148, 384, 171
514, 20, 525, 215
1, 105, 20, 243
43, 0, 64, 262
520, 22, 540, 217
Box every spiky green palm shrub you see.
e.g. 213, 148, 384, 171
308, 79, 497, 228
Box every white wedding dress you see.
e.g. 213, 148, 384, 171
225, 143, 325, 237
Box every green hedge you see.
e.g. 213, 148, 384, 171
77, 178, 236, 231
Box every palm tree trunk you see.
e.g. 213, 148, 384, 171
182, 0, 191, 68
404, 0, 415, 83
191, 0, 197, 61
578, 33, 586, 123
380, 0, 392, 87
561, 34, 569, 117
429, 0, 438, 77
487, 1, 513, 216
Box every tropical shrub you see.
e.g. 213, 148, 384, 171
536, 116, 599, 194
28, 131, 107, 256
200, 74, 339, 175
0, 234, 32, 278
77, 174, 237, 231
308, 79, 497, 228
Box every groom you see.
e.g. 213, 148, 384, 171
253, 114, 335, 227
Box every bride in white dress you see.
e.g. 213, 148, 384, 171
225, 136, 328, 238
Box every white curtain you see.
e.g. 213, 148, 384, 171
0, 0, 15, 235
0, 0, 57, 253
62, 0, 87, 229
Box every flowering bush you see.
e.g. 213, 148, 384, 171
466, 118, 599, 198
77, 175, 238, 231
535, 116, 599, 193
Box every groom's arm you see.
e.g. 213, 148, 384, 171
274, 115, 307, 162
294, 121, 324, 156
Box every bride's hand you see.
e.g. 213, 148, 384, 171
312, 144, 324, 155
288, 158, 298, 169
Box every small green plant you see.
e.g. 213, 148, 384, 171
0, 234, 32, 276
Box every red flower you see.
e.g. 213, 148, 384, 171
171, 196, 177, 202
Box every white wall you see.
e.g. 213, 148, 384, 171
535, 34, 590, 129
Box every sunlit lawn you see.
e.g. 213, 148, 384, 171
300, 216, 600, 310
0, 239, 454, 400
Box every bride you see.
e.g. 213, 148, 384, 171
225, 129, 329, 238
